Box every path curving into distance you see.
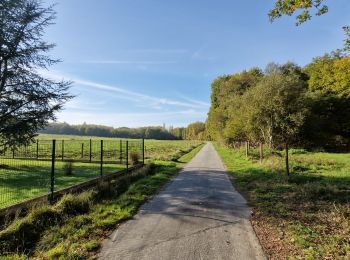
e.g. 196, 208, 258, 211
99, 142, 266, 260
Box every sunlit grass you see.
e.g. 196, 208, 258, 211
215, 144, 350, 259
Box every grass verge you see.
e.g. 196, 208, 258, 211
214, 143, 350, 259
0, 144, 203, 259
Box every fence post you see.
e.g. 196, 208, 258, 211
126, 140, 129, 172
245, 141, 248, 158
119, 140, 122, 164
81, 143, 84, 159
50, 139, 56, 203
259, 142, 263, 163
142, 138, 145, 165
89, 139, 92, 163
62, 140, 64, 161
100, 140, 103, 177
36, 139, 39, 159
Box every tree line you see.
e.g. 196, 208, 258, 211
206, 50, 350, 152
205, 49, 350, 175
39, 122, 206, 141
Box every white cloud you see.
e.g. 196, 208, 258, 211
39, 69, 209, 110
82, 60, 177, 65
124, 49, 188, 54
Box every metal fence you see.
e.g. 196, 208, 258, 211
0, 139, 144, 210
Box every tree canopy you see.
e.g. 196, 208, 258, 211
206, 52, 350, 152
269, 0, 328, 25
0, 0, 72, 148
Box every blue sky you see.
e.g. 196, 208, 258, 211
43, 0, 350, 127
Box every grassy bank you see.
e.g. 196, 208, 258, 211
215, 144, 350, 259
0, 144, 203, 259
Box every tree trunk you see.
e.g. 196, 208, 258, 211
285, 142, 290, 176
259, 142, 263, 163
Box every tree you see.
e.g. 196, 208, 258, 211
186, 122, 205, 140
245, 65, 308, 175
0, 0, 72, 148
343, 26, 350, 54
206, 68, 263, 142
269, 0, 328, 25
305, 52, 350, 97
301, 52, 350, 150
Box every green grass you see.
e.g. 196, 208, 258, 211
37, 134, 201, 160
0, 160, 124, 209
37, 134, 202, 161
177, 143, 205, 163
0, 143, 203, 259
215, 143, 350, 259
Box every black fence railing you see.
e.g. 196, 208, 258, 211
0, 139, 144, 210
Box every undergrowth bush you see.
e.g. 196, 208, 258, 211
129, 152, 139, 165
54, 191, 94, 215
63, 161, 74, 176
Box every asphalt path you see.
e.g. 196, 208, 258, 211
99, 142, 266, 260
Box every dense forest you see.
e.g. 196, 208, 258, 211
39, 121, 206, 140
206, 50, 350, 152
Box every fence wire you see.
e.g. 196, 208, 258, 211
0, 139, 144, 209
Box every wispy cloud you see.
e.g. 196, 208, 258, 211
178, 96, 210, 107
82, 60, 177, 65
191, 46, 216, 61
39, 69, 209, 110
124, 49, 188, 54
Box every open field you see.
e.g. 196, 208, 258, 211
0, 134, 202, 210
215, 144, 350, 259
37, 134, 201, 161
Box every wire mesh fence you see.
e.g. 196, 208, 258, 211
0, 138, 144, 210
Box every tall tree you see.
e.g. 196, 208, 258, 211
253, 67, 308, 175
0, 0, 72, 148
343, 26, 350, 53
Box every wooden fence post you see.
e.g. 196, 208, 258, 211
245, 141, 249, 158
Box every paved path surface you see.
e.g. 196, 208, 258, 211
99, 142, 266, 260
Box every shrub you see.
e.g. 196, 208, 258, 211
54, 191, 94, 215
63, 161, 73, 176
0, 206, 60, 253
96, 180, 117, 199
129, 152, 139, 166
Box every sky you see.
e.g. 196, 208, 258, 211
43, 0, 350, 128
